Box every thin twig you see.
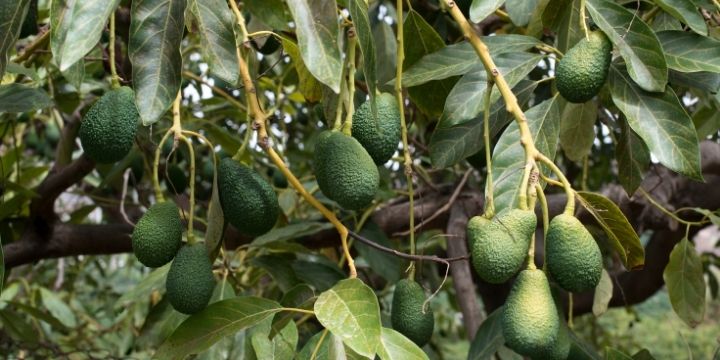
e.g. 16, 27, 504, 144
348, 230, 468, 264
119, 168, 135, 226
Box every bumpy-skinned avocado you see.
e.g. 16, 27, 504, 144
503, 269, 559, 356
351, 93, 401, 165
217, 158, 280, 236
466, 215, 490, 250
391, 279, 434, 347
79, 87, 139, 163
165, 243, 216, 314
555, 31, 612, 103
533, 321, 571, 360
545, 214, 603, 292
313, 131, 379, 210
131, 202, 183, 268
469, 209, 536, 283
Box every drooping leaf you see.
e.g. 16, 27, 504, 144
50, 0, 120, 71
657, 31, 720, 74
0, 83, 52, 113
576, 191, 644, 270
286, 0, 342, 92
0, 0, 30, 78
282, 37, 323, 102
348, 0, 377, 100
608, 65, 702, 181
616, 119, 649, 195
129, 0, 188, 125
39, 287, 77, 328
377, 327, 429, 360
559, 99, 596, 162
470, 0, 505, 23
252, 319, 298, 360
467, 307, 504, 360
189, 0, 239, 84
663, 237, 705, 327
653, 0, 706, 35
592, 269, 612, 317
506, 0, 539, 26
440, 52, 543, 127
568, 330, 602, 359
314, 278, 382, 358
586, 0, 667, 92
490, 95, 561, 214
429, 80, 538, 168
155, 297, 283, 359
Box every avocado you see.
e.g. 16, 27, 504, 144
165, 164, 187, 193
391, 279, 434, 347
351, 93, 401, 165
79, 87, 139, 163
217, 158, 280, 236
555, 31, 612, 103
466, 215, 490, 250
470, 209, 536, 283
269, 167, 288, 189
533, 321, 571, 360
502, 269, 559, 356
545, 214, 602, 293
165, 243, 216, 314
313, 131, 379, 210
131, 202, 183, 268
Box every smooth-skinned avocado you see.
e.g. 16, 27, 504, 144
131, 202, 183, 268
217, 158, 280, 236
166, 243, 216, 314
391, 279, 434, 347
470, 209, 536, 283
351, 93, 401, 165
79, 86, 139, 163
545, 214, 603, 292
313, 131, 379, 210
503, 269, 560, 356
555, 31, 612, 103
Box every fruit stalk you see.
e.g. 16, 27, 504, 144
342, 30, 357, 135
483, 79, 495, 217
109, 12, 120, 89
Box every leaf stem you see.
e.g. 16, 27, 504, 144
108, 12, 121, 89
281, 307, 315, 315
483, 79, 495, 218
342, 30, 357, 136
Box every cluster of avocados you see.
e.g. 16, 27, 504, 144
313, 93, 401, 210
466, 205, 603, 358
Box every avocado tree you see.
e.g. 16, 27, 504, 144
1, 0, 719, 358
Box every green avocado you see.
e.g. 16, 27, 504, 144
313, 131, 379, 210
217, 158, 280, 236
470, 209, 536, 283
502, 269, 560, 356
165, 243, 216, 314
555, 31, 612, 103
545, 214, 603, 293
131, 202, 183, 268
466, 215, 490, 250
391, 279, 434, 347
533, 321, 571, 360
351, 93, 401, 165
79, 87, 139, 163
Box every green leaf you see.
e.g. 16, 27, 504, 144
550, 0, 583, 52
60, 58, 85, 91
292, 259, 345, 291
0, 83, 52, 113
50, 0, 120, 71
657, 31, 720, 73
568, 331, 602, 359
114, 263, 170, 309
189, 0, 239, 84
373, 21, 397, 91
669, 70, 720, 93
506, 0, 539, 26
252, 254, 301, 292
314, 278, 382, 358
559, 100, 596, 162
693, 102, 720, 140
205, 162, 224, 259
0, 308, 37, 343
616, 119, 649, 195
401, 36, 542, 87
586, 0, 667, 92
653, 0, 706, 35
252, 221, 333, 247
355, 222, 406, 283
632, 349, 656, 360
377, 327, 429, 360
608, 65, 702, 181
8, 301, 67, 330
129, 0, 187, 125
286, 0, 342, 92
606, 347, 634, 360
155, 296, 283, 359
468, 307, 504, 360
470, 0, 505, 23
244, 0, 289, 30
252, 319, 298, 360
651, 11, 682, 32
592, 269, 612, 317
0, 0, 30, 78
490, 95, 561, 214
663, 237, 705, 327
282, 37, 323, 102
429, 80, 538, 168
440, 53, 543, 127
297, 330, 347, 360
39, 287, 77, 328
576, 191, 644, 271
348, 0, 377, 101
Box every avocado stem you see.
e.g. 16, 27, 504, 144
482, 79, 495, 218
341, 31, 357, 136
108, 12, 121, 89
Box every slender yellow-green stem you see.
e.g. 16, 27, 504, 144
713, 0, 720, 12
108, 12, 120, 88
483, 80, 495, 218
181, 71, 247, 111
641, 6, 661, 23
281, 307, 315, 315
526, 182, 538, 270
311, 329, 330, 359
152, 129, 172, 202
579, 0, 590, 39
342, 30, 357, 135
581, 155, 589, 191
228, 0, 249, 43
178, 135, 196, 244
535, 152, 575, 214
233, 111, 253, 161
568, 293, 574, 328
13, 29, 50, 63
638, 188, 708, 226
535, 183, 549, 271
536, 44, 563, 58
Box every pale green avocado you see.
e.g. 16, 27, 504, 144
131, 202, 182, 268
502, 269, 560, 356
466, 215, 490, 250
79, 86, 139, 163
313, 131, 379, 210
165, 243, 216, 314
545, 214, 603, 293
391, 279, 434, 347
470, 209, 536, 283
555, 31, 612, 103
351, 93, 401, 165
